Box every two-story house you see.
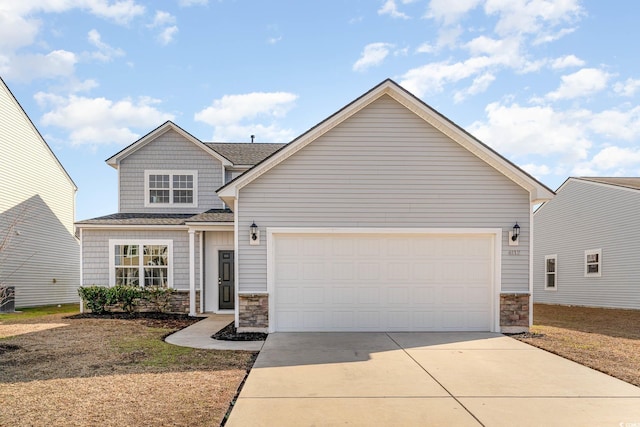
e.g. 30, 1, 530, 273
76, 122, 283, 314
1, 76, 79, 308
77, 79, 554, 333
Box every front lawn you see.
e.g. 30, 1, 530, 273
515, 304, 640, 387
0, 306, 256, 426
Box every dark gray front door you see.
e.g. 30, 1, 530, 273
218, 250, 234, 309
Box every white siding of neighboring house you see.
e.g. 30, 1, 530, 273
0, 79, 79, 307
533, 179, 640, 309
119, 129, 224, 213
236, 95, 531, 293
81, 229, 199, 291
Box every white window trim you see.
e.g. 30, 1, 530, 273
544, 254, 557, 291
584, 248, 602, 277
109, 239, 174, 288
144, 170, 198, 208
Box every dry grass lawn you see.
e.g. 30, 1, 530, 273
0, 306, 256, 427
515, 304, 640, 387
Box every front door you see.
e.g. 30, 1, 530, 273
218, 250, 234, 309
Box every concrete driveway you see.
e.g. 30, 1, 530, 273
225, 332, 640, 426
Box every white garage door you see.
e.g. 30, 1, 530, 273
272, 233, 495, 332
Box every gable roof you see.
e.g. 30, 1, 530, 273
205, 143, 286, 166
106, 121, 231, 168
0, 77, 77, 191
217, 79, 555, 205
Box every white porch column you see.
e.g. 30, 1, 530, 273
188, 229, 196, 316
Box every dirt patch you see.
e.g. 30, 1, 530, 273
212, 322, 267, 341
514, 304, 640, 387
0, 310, 257, 426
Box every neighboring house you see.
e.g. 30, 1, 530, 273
78, 79, 554, 333
533, 177, 640, 310
0, 77, 80, 307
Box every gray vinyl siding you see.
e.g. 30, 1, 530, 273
236, 95, 531, 293
0, 80, 79, 307
81, 229, 199, 291
533, 179, 640, 309
119, 129, 224, 213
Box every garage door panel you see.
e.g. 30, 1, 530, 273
273, 234, 494, 332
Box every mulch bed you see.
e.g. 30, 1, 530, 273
212, 322, 267, 341
67, 312, 204, 329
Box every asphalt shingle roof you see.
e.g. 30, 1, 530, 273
77, 209, 234, 225
205, 142, 285, 165
577, 177, 640, 191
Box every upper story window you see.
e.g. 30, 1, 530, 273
544, 254, 557, 290
585, 249, 602, 277
144, 170, 197, 207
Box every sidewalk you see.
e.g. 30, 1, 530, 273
164, 314, 264, 351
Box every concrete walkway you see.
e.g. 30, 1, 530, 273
226, 332, 640, 426
164, 314, 264, 351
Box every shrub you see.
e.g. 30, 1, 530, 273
111, 285, 143, 313
78, 286, 112, 314
143, 286, 176, 313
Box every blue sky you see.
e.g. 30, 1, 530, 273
2, 0, 640, 220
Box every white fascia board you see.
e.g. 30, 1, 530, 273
184, 224, 234, 231
106, 122, 232, 168
75, 224, 189, 231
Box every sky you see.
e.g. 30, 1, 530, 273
2, 0, 640, 221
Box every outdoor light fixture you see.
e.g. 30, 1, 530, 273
509, 222, 520, 246
250, 221, 260, 245
511, 222, 520, 241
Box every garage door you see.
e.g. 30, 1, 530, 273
272, 233, 495, 332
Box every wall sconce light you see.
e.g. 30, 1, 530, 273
249, 221, 260, 245
509, 222, 520, 246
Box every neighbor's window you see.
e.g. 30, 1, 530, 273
545, 254, 557, 290
145, 170, 197, 207
584, 249, 602, 277
111, 240, 172, 287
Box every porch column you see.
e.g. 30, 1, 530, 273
188, 229, 196, 316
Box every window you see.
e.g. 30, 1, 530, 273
544, 255, 557, 290
110, 240, 172, 287
585, 249, 602, 277
144, 170, 197, 207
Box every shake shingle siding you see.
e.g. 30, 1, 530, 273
119, 129, 224, 213
533, 179, 640, 309
0, 78, 79, 307
81, 229, 199, 291
236, 95, 531, 293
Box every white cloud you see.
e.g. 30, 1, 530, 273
34, 92, 174, 146
157, 26, 178, 45
0, 50, 77, 82
425, 0, 482, 25
520, 163, 551, 176
87, 29, 125, 62
484, 0, 583, 37
454, 72, 495, 103
194, 92, 298, 142
148, 11, 178, 45
468, 102, 592, 164
267, 36, 283, 45
149, 10, 176, 27
378, 0, 409, 19
614, 78, 640, 97
551, 54, 585, 69
0, 10, 40, 50
573, 146, 640, 176
587, 107, 640, 141
416, 42, 435, 54
353, 42, 395, 72
546, 68, 611, 101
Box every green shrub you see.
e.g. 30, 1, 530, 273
111, 285, 143, 313
78, 286, 112, 314
143, 286, 176, 313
